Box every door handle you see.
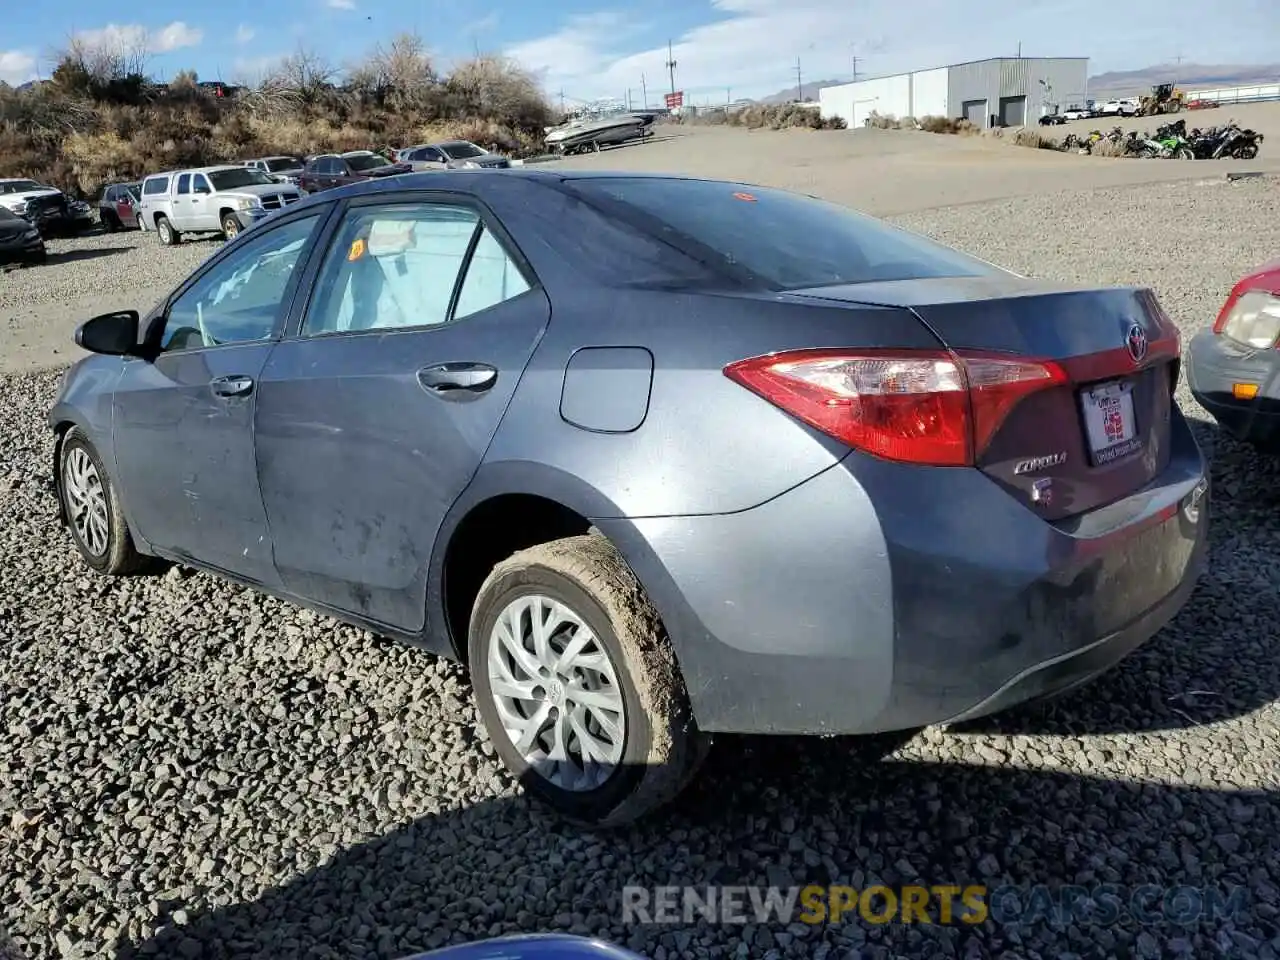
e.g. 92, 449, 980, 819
210, 375, 255, 398
417, 362, 497, 395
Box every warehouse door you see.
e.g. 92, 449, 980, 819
962, 99, 987, 126
999, 95, 1027, 127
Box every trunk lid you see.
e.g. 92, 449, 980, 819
794, 277, 1181, 521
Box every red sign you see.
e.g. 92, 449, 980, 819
664, 91, 684, 109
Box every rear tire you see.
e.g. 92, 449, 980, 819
1176, 147, 1194, 160
101, 212, 119, 232
57, 427, 148, 575
156, 215, 180, 246
468, 534, 710, 827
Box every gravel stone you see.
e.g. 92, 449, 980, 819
1, 179, 1279, 959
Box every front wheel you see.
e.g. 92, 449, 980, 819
1176, 147, 1194, 160
1234, 144, 1258, 160
468, 534, 710, 827
57, 427, 148, 575
220, 212, 242, 240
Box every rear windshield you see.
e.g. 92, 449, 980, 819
441, 142, 484, 159
346, 154, 386, 172
562, 177, 993, 290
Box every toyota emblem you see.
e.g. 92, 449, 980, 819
1126, 322, 1148, 364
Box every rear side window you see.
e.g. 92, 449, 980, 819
143, 177, 169, 196
562, 177, 994, 290
177, 174, 191, 195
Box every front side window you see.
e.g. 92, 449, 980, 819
161, 214, 320, 352
562, 177, 996, 290
304, 202, 527, 336
192, 174, 212, 193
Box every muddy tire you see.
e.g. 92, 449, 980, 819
468, 534, 709, 827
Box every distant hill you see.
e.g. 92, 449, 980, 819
758, 78, 847, 105
1087, 62, 1280, 97
758, 62, 1280, 105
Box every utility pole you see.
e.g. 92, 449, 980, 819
665, 39, 677, 96
625, 89, 632, 110
1016, 41, 1022, 58
726, 87, 731, 106
795, 57, 803, 102
851, 55, 859, 83
641, 73, 648, 109
558, 89, 565, 113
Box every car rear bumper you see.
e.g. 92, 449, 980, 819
1187, 329, 1280, 449
0, 234, 47, 261
601, 412, 1209, 736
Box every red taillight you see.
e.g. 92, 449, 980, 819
723, 348, 1067, 467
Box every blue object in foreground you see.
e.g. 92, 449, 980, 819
404, 933, 649, 960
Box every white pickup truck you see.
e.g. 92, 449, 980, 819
137, 165, 303, 244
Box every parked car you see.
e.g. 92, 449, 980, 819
1187, 257, 1280, 451
0, 178, 93, 236
1098, 99, 1137, 117
298, 150, 411, 193
1062, 105, 1093, 121
244, 155, 306, 186
49, 171, 1209, 826
0, 205, 46, 265
397, 140, 512, 171
1037, 112, 1067, 126
98, 182, 143, 231
137, 165, 303, 244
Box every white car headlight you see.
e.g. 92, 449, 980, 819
461, 160, 481, 169
1219, 290, 1280, 349
229, 196, 257, 211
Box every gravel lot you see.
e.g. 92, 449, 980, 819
2, 173, 1280, 959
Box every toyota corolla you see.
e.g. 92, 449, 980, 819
48, 171, 1209, 826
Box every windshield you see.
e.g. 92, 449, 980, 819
265, 158, 301, 172
1, 180, 45, 194
207, 168, 276, 190
441, 142, 485, 159
562, 177, 994, 290
346, 154, 387, 172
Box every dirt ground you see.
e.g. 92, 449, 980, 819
3, 105, 1278, 374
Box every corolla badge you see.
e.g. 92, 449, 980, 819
1126, 322, 1148, 364
1013, 452, 1067, 475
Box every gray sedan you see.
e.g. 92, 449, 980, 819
397, 140, 511, 170
48, 170, 1209, 826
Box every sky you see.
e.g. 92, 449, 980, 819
1, 0, 1277, 107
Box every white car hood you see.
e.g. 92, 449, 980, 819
224, 184, 299, 199
0, 187, 61, 208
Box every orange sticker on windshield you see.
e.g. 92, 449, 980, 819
733, 192, 757, 202
347, 238, 366, 261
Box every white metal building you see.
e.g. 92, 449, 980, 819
819, 57, 1090, 130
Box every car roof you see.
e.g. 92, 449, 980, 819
284, 169, 737, 210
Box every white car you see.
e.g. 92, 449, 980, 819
137, 165, 303, 243
0, 178, 64, 217
1062, 106, 1093, 121
1098, 99, 1137, 118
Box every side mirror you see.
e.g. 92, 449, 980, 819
75, 310, 140, 357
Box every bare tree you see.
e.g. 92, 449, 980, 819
348, 32, 437, 109
273, 46, 335, 105
59, 29, 151, 83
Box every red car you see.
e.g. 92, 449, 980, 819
99, 182, 142, 231
1187, 258, 1280, 450
298, 150, 410, 194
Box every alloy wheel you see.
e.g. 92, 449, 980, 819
63, 447, 109, 556
487, 593, 626, 791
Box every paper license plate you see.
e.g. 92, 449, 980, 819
1080, 379, 1141, 465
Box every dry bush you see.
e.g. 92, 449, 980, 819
726, 102, 845, 131
1088, 138, 1130, 157
1010, 128, 1059, 150
3, 37, 555, 195
864, 111, 901, 129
